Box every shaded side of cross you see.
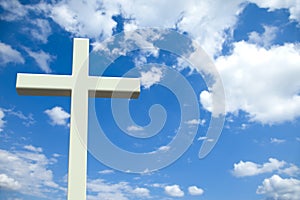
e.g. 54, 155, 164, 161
16, 38, 140, 200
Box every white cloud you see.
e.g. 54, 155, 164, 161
23, 145, 43, 153
232, 158, 286, 177
0, 42, 24, 66
50, 0, 118, 39
164, 185, 184, 197
200, 90, 213, 112
158, 146, 170, 152
87, 179, 151, 200
52, 0, 243, 57
52, 153, 61, 158
123, 22, 138, 32
118, 0, 248, 57
29, 19, 52, 44
232, 158, 300, 177
280, 164, 300, 176
197, 136, 214, 142
176, 57, 191, 72
214, 41, 300, 124
25, 48, 54, 73
0, 2, 52, 43
0, 0, 28, 21
0, 109, 5, 132
0, 173, 21, 190
0, 108, 35, 131
241, 123, 248, 130
250, 0, 300, 22
1, 0, 300, 59
188, 186, 204, 196
270, 138, 286, 144
0, 147, 64, 198
248, 25, 278, 48
127, 125, 144, 131
185, 119, 206, 126
150, 183, 165, 188
177, 1, 247, 57
2, 108, 35, 127
140, 67, 163, 89
148, 145, 171, 155
98, 169, 114, 175
140, 168, 154, 176
44, 106, 70, 127
50, 4, 81, 34
197, 136, 208, 141
132, 187, 150, 197
14, 0, 294, 59
257, 175, 300, 200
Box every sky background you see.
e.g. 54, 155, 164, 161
0, 0, 300, 200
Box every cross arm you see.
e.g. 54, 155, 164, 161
88, 76, 140, 99
16, 73, 73, 96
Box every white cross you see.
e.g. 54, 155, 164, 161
16, 38, 140, 200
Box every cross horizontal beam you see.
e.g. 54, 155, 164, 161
16, 73, 140, 98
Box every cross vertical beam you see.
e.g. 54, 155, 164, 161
68, 39, 89, 200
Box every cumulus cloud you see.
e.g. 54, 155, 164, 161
280, 164, 300, 177
117, 0, 248, 56
0, 42, 24, 66
25, 48, 54, 73
188, 186, 204, 196
87, 179, 150, 200
0, 0, 244, 57
213, 41, 300, 124
232, 158, 300, 177
44, 106, 70, 127
50, 0, 118, 39
257, 175, 300, 200
1, 0, 300, 58
0, 147, 64, 198
140, 67, 163, 89
233, 158, 285, 177
199, 90, 213, 112
0, 173, 21, 191
164, 185, 184, 197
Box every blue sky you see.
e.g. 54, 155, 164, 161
0, 1, 300, 200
